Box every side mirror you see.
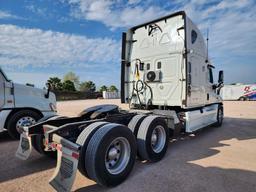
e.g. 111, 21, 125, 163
45, 83, 51, 99
218, 70, 224, 84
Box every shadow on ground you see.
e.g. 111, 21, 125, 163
75, 117, 256, 192
0, 117, 255, 191
0, 131, 13, 143
0, 131, 56, 183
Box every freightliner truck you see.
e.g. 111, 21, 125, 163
0, 67, 57, 139
16, 11, 224, 191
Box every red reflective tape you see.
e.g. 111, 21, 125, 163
51, 143, 56, 148
43, 126, 47, 133
56, 144, 62, 151
72, 152, 79, 159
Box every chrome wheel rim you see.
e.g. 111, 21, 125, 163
105, 137, 131, 175
16, 116, 36, 133
151, 125, 166, 153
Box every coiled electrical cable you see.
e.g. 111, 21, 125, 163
134, 79, 144, 107
144, 81, 153, 107
129, 80, 153, 109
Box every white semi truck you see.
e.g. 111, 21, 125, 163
221, 84, 256, 101
0, 67, 57, 139
16, 11, 224, 191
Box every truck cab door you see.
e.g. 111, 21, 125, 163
0, 73, 5, 108
205, 67, 214, 104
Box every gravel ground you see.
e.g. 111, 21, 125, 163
0, 100, 255, 192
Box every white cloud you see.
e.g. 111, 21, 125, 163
26, 5, 47, 17
68, 0, 168, 28
67, 0, 256, 59
1, 1, 256, 85
177, 0, 256, 60
174, 0, 256, 84
0, 24, 120, 69
128, 0, 142, 5
65, 0, 256, 83
0, 10, 23, 20
6, 71, 61, 88
201, 0, 252, 19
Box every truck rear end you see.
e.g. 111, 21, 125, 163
121, 11, 186, 108
121, 11, 223, 109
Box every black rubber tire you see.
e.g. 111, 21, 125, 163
239, 96, 248, 101
128, 114, 147, 160
33, 134, 57, 158
85, 123, 136, 187
32, 115, 66, 158
7, 110, 42, 139
76, 121, 108, 178
127, 114, 146, 137
137, 116, 169, 162
214, 105, 223, 127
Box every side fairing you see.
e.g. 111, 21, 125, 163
185, 17, 221, 108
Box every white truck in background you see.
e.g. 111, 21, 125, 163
16, 11, 224, 191
102, 91, 119, 99
0, 67, 57, 139
220, 84, 256, 101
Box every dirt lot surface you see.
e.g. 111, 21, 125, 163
0, 100, 255, 192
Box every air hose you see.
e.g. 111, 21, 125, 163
129, 80, 153, 109
144, 81, 153, 107
128, 59, 153, 109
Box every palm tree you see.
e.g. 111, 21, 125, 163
63, 71, 80, 89
47, 77, 62, 90
62, 80, 76, 91
80, 81, 96, 92
108, 85, 118, 92
99, 85, 108, 93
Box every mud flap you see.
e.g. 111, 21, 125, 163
49, 134, 80, 192
15, 132, 32, 160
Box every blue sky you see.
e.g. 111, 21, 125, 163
0, 0, 255, 88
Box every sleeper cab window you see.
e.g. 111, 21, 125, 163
147, 63, 150, 70
191, 30, 197, 44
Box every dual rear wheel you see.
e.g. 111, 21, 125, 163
128, 115, 169, 162
76, 123, 136, 186
76, 115, 169, 186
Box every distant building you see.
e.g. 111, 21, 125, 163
103, 91, 119, 99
